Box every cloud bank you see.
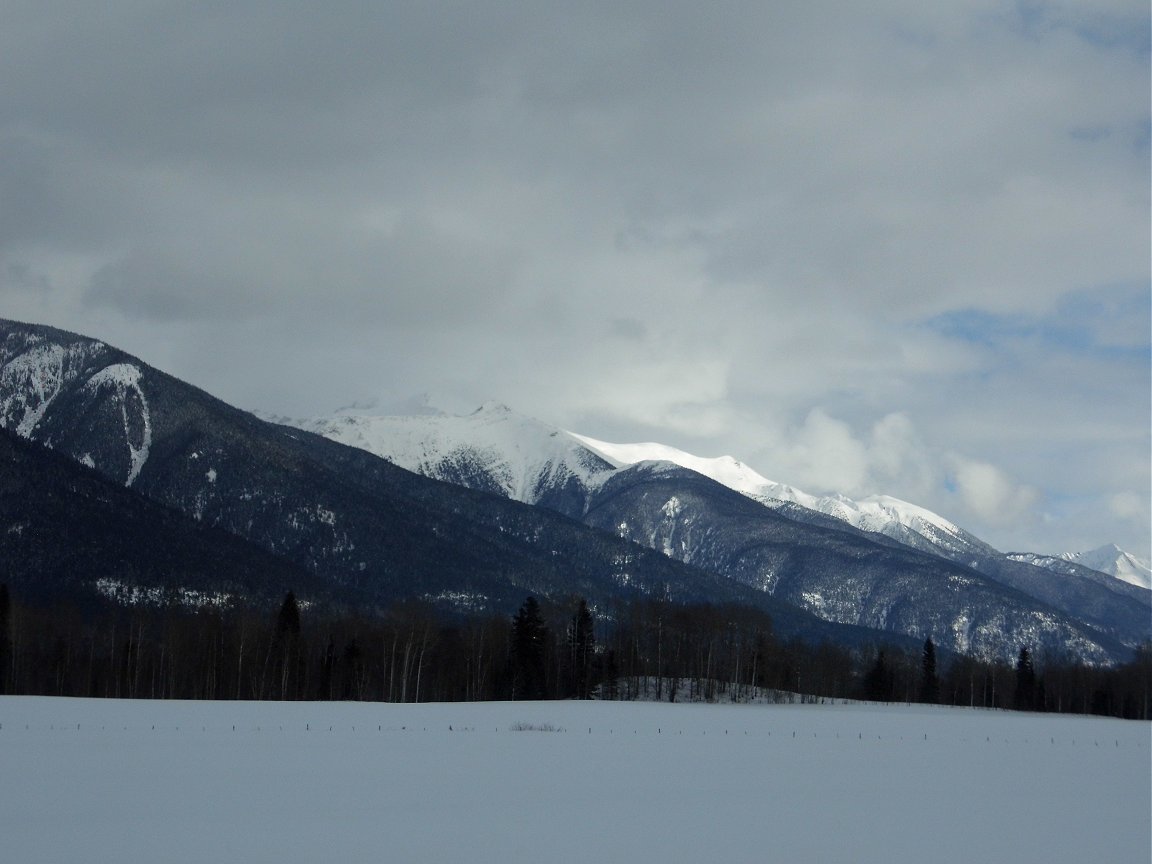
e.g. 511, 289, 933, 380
1, 1, 1148, 557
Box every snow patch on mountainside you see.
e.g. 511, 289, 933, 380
84, 363, 152, 486
573, 433, 978, 554
95, 577, 233, 609
2, 343, 67, 436
0, 335, 108, 438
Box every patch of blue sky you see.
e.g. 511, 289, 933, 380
1068, 119, 1149, 157
1068, 125, 1112, 143
1136, 119, 1151, 155
1009, 1, 1151, 55
923, 282, 1151, 362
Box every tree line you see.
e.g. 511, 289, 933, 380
0, 583, 1147, 719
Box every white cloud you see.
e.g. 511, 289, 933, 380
1109, 491, 1146, 521
738, 409, 938, 503
770, 409, 871, 495
948, 457, 1040, 526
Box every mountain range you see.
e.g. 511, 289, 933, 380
279, 403, 1150, 590
2, 318, 1148, 665
280, 403, 1150, 662
0, 319, 897, 649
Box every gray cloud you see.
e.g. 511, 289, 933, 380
2, 1, 1148, 558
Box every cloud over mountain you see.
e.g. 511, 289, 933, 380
0, 1, 1146, 559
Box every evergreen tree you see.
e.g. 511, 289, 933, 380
276, 591, 301, 639
317, 636, 336, 700
600, 649, 620, 701
1014, 645, 1036, 711
510, 597, 548, 700
0, 584, 10, 695
565, 597, 595, 699
274, 591, 302, 699
919, 637, 939, 704
864, 650, 893, 702
342, 638, 363, 700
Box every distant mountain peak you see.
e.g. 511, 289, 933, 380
572, 432, 984, 558
283, 404, 614, 505
1059, 545, 1152, 590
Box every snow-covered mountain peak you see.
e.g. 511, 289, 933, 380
571, 434, 776, 496
848, 495, 969, 540
1059, 545, 1152, 590
280, 402, 1142, 595
572, 432, 979, 556
471, 401, 513, 417
1071, 542, 1122, 561
282, 405, 614, 504
284, 406, 989, 559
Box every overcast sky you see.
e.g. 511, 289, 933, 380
2, 1, 1148, 558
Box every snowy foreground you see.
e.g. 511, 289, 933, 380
1, 697, 1147, 864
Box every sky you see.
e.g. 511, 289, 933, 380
1, 1, 1148, 559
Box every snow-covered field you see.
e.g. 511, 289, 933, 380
0, 697, 1147, 864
